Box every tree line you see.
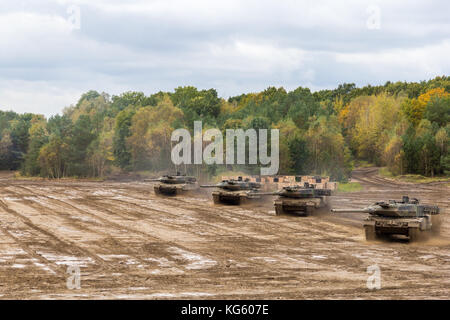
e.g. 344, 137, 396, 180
0, 76, 448, 181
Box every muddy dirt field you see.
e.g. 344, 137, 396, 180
0, 168, 448, 299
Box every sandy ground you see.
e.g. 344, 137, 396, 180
0, 168, 448, 299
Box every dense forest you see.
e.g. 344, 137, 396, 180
0, 76, 449, 181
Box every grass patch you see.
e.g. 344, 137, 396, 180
13, 172, 45, 180
337, 182, 362, 192
378, 167, 450, 183
378, 167, 394, 178
13, 171, 105, 181
355, 160, 376, 168
392, 175, 449, 183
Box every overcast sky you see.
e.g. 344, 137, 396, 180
0, 0, 449, 117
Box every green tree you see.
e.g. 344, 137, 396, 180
384, 135, 405, 175
113, 107, 135, 170
415, 120, 440, 176
171, 86, 221, 125
22, 117, 48, 176
424, 96, 450, 127
7, 113, 33, 169
67, 115, 96, 176
38, 136, 69, 178
88, 117, 115, 177
127, 96, 184, 170
305, 116, 352, 180
0, 131, 13, 169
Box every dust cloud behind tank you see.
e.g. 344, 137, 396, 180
254, 182, 332, 216
332, 196, 440, 242
201, 176, 262, 205
146, 173, 199, 196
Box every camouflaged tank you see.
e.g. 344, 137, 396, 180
201, 176, 262, 205
148, 173, 198, 196
254, 182, 332, 216
331, 196, 440, 241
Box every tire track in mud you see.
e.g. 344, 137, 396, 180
86, 185, 397, 279
0, 197, 103, 280
114, 181, 450, 266
66, 183, 320, 241
0, 198, 65, 276
7, 184, 258, 276
110, 185, 432, 253
57, 197, 327, 289
352, 168, 448, 194
110, 185, 360, 241
17, 183, 364, 280
1, 185, 241, 293
10, 179, 450, 249
71, 193, 320, 276
4, 184, 191, 272
119, 182, 369, 230
0, 183, 121, 276
98, 189, 352, 248
2, 177, 449, 299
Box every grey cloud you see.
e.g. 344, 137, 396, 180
0, 0, 449, 117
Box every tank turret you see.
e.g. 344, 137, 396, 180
147, 173, 198, 196
147, 173, 197, 184
200, 177, 262, 205
201, 177, 261, 191
254, 182, 332, 215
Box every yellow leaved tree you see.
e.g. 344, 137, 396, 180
127, 95, 184, 170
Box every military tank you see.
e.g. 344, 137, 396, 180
201, 177, 262, 205
331, 196, 440, 241
255, 182, 332, 216
147, 173, 198, 196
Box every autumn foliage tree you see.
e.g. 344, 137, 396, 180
127, 95, 183, 171
1, 76, 448, 179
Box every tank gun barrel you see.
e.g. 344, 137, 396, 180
250, 191, 279, 196
331, 208, 370, 213
200, 184, 220, 188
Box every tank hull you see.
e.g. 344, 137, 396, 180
212, 191, 260, 205
274, 197, 327, 216
363, 215, 432, 241
154, 183, 198, 196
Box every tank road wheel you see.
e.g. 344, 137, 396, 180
275, 204, 284, 215
304, 206, 314, 216
409, 227, 420, 242
364, 225, 376, 241
212, 194, 220, 204
154, 186, 161, 195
